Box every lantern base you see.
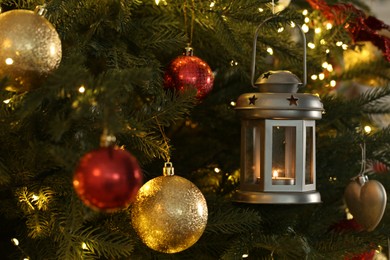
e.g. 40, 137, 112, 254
233, 190, 321, 204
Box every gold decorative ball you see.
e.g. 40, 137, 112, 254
0, 9, 62, 92
131, 175, 208, 253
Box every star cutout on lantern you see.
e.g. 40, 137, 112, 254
262, 72, 272, 79
248, 95, 258, 105
287, 95, 298, 106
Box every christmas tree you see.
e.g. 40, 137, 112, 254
1, 0, 390, 259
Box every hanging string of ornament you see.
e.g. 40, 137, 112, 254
344, 142, 387, 232
131, 117, 208, 254
163, 0, 214, 100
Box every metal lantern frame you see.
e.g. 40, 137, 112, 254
234, 16, 324, 204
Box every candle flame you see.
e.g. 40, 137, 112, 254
272, 170, 278, 178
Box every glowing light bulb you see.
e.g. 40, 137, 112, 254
311, 74, 318, 80
290, 21, 296, 28
3, 99, 11, 104
325, 49, 330, 54
214, 167, 221, 173
210, 2, 215, 8
326, 64, 333, 72
364, 125, 372, 134
304, 17, 310, 23
78, 85, 86, 93
319, 73, 325, 80
32, 194, 39, 202
267, 47, 273, 55
326, 23, 332, 30
322, 62, 329, 69
302, 9, 308, 16
342, 44, 348, 50
320, 39, 326, 45
11, 238, 19, 246
230, 101, 236, 106
330, 80, 336, 87
315, 28, 321, 34
277, 27, 284, 33
336, 41, 343, 46
301, 24, 309, 33
242, 254, 249, 258
258, 7, 264, 12
308, 42, 315, 49
155, 0, 160, 5
5, 58, 13, 65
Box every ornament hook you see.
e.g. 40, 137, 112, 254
250, 16, 307, 88
163, 162, 175, 176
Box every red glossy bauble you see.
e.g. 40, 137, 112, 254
73, 147, 143, 212
163, 55, 214, 99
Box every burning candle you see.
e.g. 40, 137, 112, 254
272, 170, 295, 185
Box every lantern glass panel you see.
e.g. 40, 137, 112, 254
272, 126, 296, 185
305, 126, 314, 185
242, 120, 261, 184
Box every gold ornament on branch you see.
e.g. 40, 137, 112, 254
131, 162, 208, 253
0, 6, 62, 92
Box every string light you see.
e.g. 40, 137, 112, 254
318, 73, 325, 80
322, 62, 329, 69
330, 80, 336, 87
82, 242, 88, 250
242, 253, 249, 258
230, 101, 236, 107
258, 7, 264, 12
314, 28, 321, 34
326, 23, 332, 30
3, 98, 11, 104
266, 47, 273, 55
11, 238, 19, 246
311, 74, 318, 80
301, 24, 309, 33
364, 125, 372, 134
320, 39, 326, 45
302, 9, 308, 16
277, 27, 284, 33
210, 1, 215, 8
155, 0, 160, 5
336, 41, 343, 46
326, 64, 333, 72
304, 17, 310, 23
5, 57, 14, 65
290, 21, 296, 28
325, 49, 330, 54
78, 85, 86, 93
342, 44, 348, 50
214, 167, 221, 173
308, 42, 315, 49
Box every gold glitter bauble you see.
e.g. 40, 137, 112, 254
131, 175, 208, 253
0, 9, 62, 92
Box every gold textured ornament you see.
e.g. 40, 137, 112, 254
344, 176, 387, 231
131, 162, 208, 253
0, 7, 62, 92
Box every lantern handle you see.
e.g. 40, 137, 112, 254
250, 16, 307, 88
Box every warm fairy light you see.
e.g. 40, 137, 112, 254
326, 64, 333, 72
314, 28, 321, 34
301, 24, 309, 33
230, 101, 236, 107
5, 57, 13, 65
311, 74, 318, 80
210, 1, 215, 8
82, 242, 88, 250
11, 238, 19, 246
155, 0, 160, 5
322, 62, 329, 69
304, 17, 310, 24
326, 23, 333, 30
242, 253, 249, 258
325, 49, 330, 54
214, 167, 221, 173
290, 21, 296, 28
318, 73, 325, 80
320, 39, 326, 45
342, 44, 348, 50
302, 9, 308, 16
336, 41, 343, 46
31, 194, 39, 202
78, 85, 86, 93
3, 98, 11, 104
308, 42, 315, 49
230, 60, 238, 66
277, 27, 284, 33
364, 125, 372, 134
330, 80, 336, 87
258, 7, 264, 12
313, 93, 320, 97
266, 47, 273, 55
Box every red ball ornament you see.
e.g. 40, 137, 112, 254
164, 46, 214, 99
73, 146, 143, 212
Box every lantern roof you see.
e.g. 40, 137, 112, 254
255, 70, 302, 93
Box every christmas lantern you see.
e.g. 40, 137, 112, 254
234, 17, 324, 204
0, 5, 62, 92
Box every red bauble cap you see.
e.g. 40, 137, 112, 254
73, 146, 143, 212
163, 49, 214, 99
